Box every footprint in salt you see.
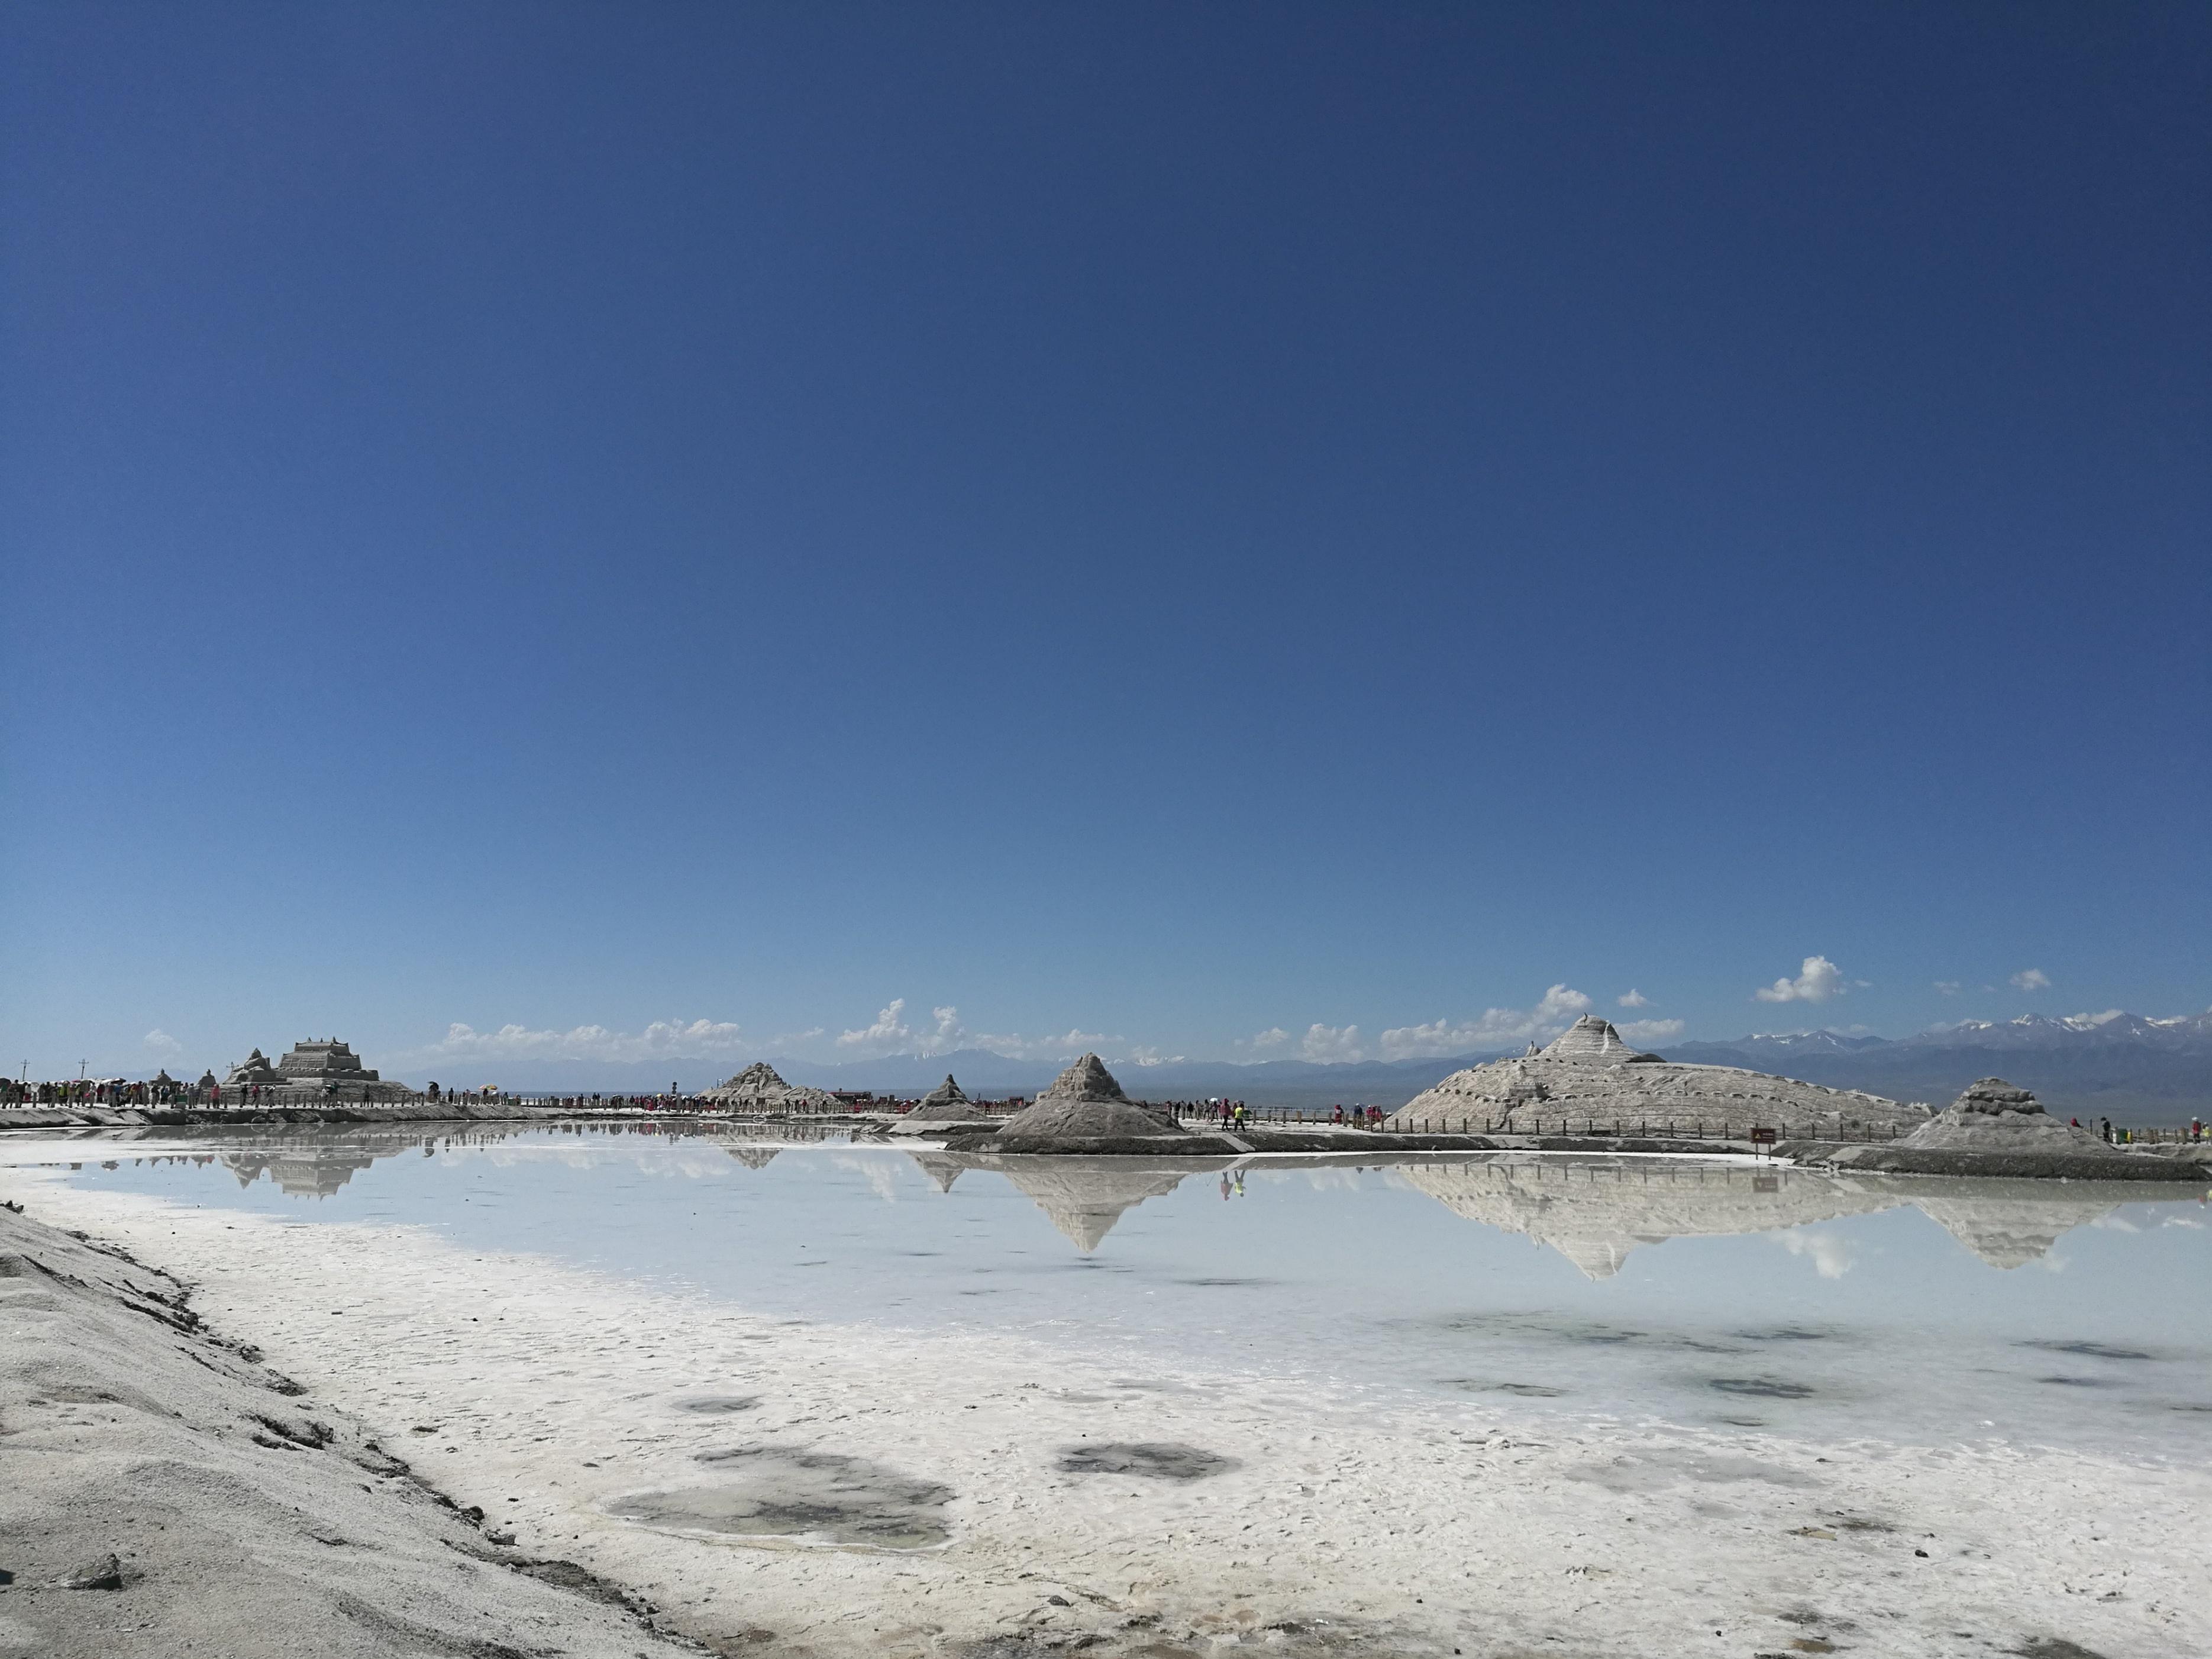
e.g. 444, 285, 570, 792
676, 1396, 763, 1415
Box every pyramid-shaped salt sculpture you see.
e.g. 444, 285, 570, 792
1898, 1079, 2123, 1156
705, 1061, 834, 1110
890, 1074, 994, 1135
995, 1054, 1180, 1141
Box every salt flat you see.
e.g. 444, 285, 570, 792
1, 1128, 2206, 1658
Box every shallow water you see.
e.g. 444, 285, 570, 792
9, 1121, 2207, 1458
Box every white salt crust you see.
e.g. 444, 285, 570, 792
2, 1163, 2203, 1659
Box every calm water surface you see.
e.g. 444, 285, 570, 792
10, 1122, 2208, 1458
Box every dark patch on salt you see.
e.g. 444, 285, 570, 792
2019, 1340, 2154, 1361
2013, 1639, 2110, 1659
1709, 1377, 1817, 1400
1736, 1325, 1836, 1343
1057, 1442, 1239, 1482
1176, 1276, 1275, 1287
952, 1607, 1432, 1656
678, 1396, 762, 1415
1442, 1379, 1566, 1398
606, 1444, 952, 1550
2035, 1376, 2114, 1389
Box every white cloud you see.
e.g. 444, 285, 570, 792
1299, 1024, 1365, 1063
143, 1028, 181, 1053
1934, 980, 1961, 996
1241, 1028, 1292, 1053
1377, 984, 1593, 1061
414, 1019, 750, 1064
2070, 1009, 2124, 1027
2011, 968, 2052, 992
1616, 990, 1650, 1008
1754, 956, 1846, 1004
1616, 1018, 1684, 1043
838, 999, 916, 1053
1777, 1228, 1854, 1280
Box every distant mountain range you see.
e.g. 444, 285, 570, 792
768, 1011, 2212, 1119
1667, 1011, 2212, 1120
364, 1009, 2212, 1122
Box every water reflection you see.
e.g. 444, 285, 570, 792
22, 1126, 2204, 1278
935, 1153, 1239, 1251
1393, 1156, 2193, 1275
41, 1119, 839, 1200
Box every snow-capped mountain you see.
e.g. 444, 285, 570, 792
1670, 1009, 2212, 1119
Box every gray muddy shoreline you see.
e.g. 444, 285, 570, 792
0, 1199, 700, 1659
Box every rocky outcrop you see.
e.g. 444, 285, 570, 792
703, 1062, 835, 1112
994, 1055, 1181, 1142
1387, 1016, 1923, 1137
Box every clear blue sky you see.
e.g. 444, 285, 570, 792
4, 2, 2206, 1084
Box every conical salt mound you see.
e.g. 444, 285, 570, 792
890, 1073, 997, 1135
1900, 1079, 2122, 1156
1043, 1054, 1127, 1102
1541, 1015, 1645, 1063
996, 1054, 1180, 1141
908, 1075, 973, 1118
724, 1144, 782, 1171
705, 1061, 834, 1109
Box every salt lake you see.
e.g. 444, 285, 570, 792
18, 1122, 2209, 1460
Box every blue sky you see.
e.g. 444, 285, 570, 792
4, 3, 2206, 1084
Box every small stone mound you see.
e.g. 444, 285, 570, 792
995, 1054, 1180, 1141
1900, 1079, 2121, 1154
888, 1074, 996, 1134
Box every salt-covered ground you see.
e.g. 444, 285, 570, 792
2, 1133, 2205, 1659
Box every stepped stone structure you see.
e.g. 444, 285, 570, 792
277, 1040, 382, 1083
995, 1054, 1181, 1141
221, 1038, 415, 1102
703, 1061, 835, 1111
1387, 1016, 1923, 1137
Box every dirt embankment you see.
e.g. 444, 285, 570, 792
0, 1200, 702, 1659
